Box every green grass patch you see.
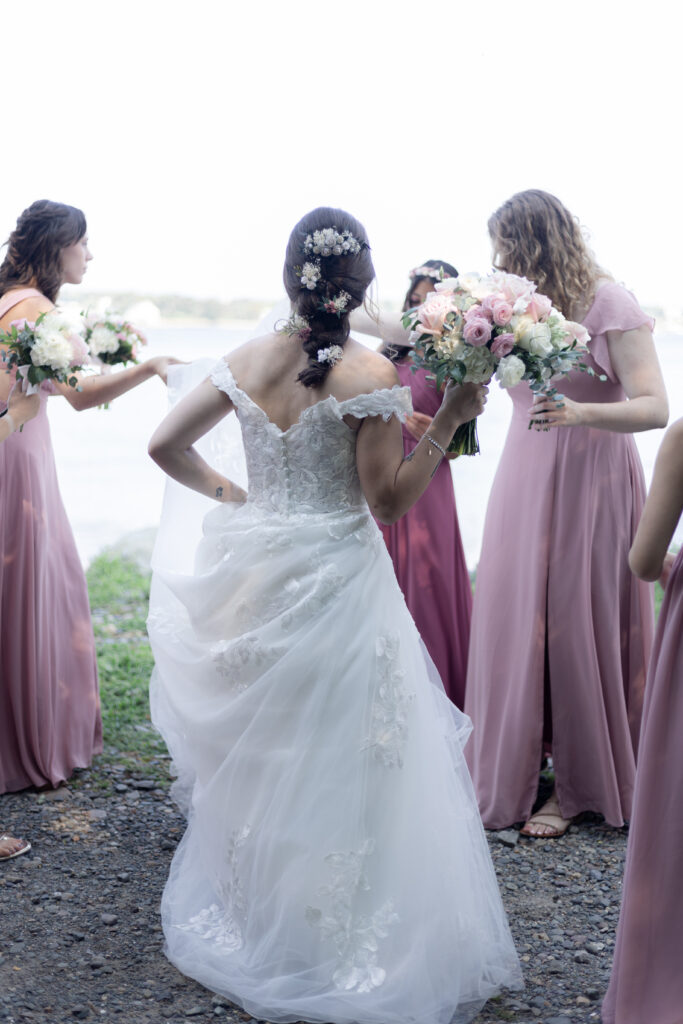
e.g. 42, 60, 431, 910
86, 554, 169, 782
87, 552, 150, 613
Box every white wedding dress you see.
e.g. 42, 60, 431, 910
148, 357, 522, 1024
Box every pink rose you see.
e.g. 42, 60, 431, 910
490, 299, 513, 327
562, 320, 590, 348
10, 318, 34, 331
490, 332, 515, 357
416, 292, 457, 335
117, 332, 128, 342
463, 317, 492, 347
69, 334, 90, 366
526, 293, 553, 322
465, 303, 492, 324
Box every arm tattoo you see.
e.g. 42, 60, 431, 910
215, 486, 224, 499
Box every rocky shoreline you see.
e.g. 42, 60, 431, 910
1, 766, 623, 1024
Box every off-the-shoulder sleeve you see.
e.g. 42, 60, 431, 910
337, 385, 413, 423
583, 282, 655, 383
210, 358, 239, 401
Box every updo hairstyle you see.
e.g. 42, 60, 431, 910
283, 207, 375, 388
0, 199, 87, 304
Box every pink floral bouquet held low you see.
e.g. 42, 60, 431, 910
402, 270, 603, 456
1, 311, 89, 425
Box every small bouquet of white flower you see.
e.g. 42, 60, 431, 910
402, 270, 601, 456
82, 313, 146, 367
1, 310, 89, 402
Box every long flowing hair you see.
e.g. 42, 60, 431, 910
0, 199, 87, 304
488, 190, 607, 320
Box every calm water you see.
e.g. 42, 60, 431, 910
49, 324, 683, 569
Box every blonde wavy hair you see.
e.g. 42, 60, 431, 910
488, 190, 608, 320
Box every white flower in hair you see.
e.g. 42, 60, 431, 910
317, 345, 344, 366
304, 227, 362, 258
300, 262, 321, 290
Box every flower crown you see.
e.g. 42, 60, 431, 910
409, 265, 454, 281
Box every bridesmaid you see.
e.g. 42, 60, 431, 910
0, 199, 177, 794
602, 417, 683, 1024
464, 189, 668, 835
377, 260, 472, 708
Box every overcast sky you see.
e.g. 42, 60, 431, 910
2, 0, 680, 310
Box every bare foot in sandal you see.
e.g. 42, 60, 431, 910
0, 833, 31, 861
520, 792, 571, 838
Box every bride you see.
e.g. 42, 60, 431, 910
147, 207, 522, 1024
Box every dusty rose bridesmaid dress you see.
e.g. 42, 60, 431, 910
464, 282, 655, 828
602, 546, 683, 1024
379, 363, 472, 708
0, 289, 101, 793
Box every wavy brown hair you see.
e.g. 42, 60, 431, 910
0, 199, 87, 304
488, 190, 607, 320
283, 207, 375, 388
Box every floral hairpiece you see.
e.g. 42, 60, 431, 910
317, 344, 343, 366
409, 265, 453, 281
277, 313, 311, 339
304, 228, 362, 258
299, 262, 322, 290
319, 291, 351, 317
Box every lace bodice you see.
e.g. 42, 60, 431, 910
210, 360, 412, 516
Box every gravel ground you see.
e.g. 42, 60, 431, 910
0, 767, 624, 1024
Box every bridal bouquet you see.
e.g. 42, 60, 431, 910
1, 311, 89, 399
82, 313, 146, 366
402, 271, 599, 456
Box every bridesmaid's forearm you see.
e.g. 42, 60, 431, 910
60, 362, 157, 411
576, 396, 668, 433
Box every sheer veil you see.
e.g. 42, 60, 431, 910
150, 298, 290, 575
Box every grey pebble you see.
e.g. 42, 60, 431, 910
100, 913, 118, 925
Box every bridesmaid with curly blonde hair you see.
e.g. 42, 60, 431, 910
464, 189, 668, 837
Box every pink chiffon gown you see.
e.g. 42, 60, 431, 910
464, 282, 655, 828
379, 363, 472, 708
601, 546, 683, 1024
0, 288, 101, 793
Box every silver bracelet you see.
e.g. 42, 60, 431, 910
424, 433, 447, 459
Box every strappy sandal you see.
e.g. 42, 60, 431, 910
0, 834, 31, 861
520, 809, 571, 838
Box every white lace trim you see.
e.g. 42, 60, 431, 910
209, 359, 413, 427
306, 839, 399, 993
175, 824, 251, 953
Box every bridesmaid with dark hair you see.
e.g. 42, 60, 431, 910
0, 199, 178, 794
602, 417, 683, 1024
464, 189, 668, 836
358, 260, 473, 708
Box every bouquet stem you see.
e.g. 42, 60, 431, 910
448, 418, 480, 456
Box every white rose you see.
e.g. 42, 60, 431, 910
38, 311, 69, 334
516, 320, 553, 356
496, 354, 526, 389
31, 331, 72, 370
461, 344, 495, 383
88, 325, 119, 356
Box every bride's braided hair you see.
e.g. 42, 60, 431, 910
0, 200, 87, 303
283, 207, 375, 388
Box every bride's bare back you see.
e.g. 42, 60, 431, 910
225, 331, 398, 434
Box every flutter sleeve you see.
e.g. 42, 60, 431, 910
583, 282, 655, 383
209, 358, 240, 404
336, 385, 413, 423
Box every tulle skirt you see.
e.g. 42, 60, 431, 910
148, 500, 522, 1024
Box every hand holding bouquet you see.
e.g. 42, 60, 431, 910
1, 310, 89, 404
402, 271, 603, 455
83, 313, 146, 367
